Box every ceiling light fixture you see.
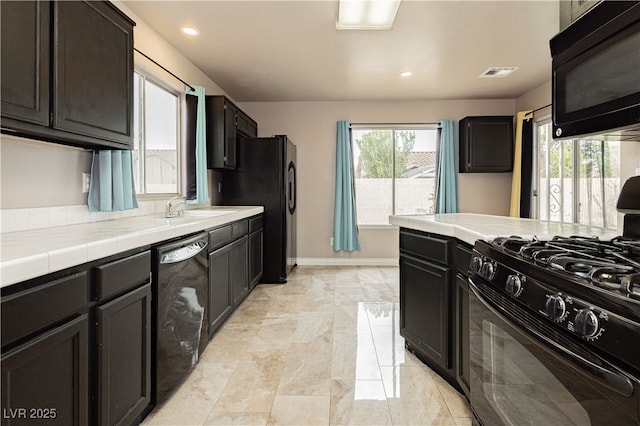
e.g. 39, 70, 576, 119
337, 0, 402, 30
400, 71, 412, 77
479, 67, 518, 78
182, 27, 199, 36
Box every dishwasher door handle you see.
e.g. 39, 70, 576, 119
160, 240, 208, 264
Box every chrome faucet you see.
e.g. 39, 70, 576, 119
165, 196, 186, 218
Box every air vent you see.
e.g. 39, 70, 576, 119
479, 67, 518, 78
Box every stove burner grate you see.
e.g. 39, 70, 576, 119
490, 235, 640, 299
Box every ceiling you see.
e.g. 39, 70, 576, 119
122, 1, 560, 102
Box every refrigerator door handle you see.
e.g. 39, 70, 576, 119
288, 161, 297, 214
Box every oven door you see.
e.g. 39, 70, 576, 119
469, 277, 640, 426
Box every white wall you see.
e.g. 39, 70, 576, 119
239, 100, 516, 262
515, 81, 551, 116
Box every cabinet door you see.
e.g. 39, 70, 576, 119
231, 236, 249, 308
236, 110, 257, 138
96, 284, 151, 426
208, 245, 233, 337
224, 102, 237, 168
459, 116, 513, 173
248, 229, 263, 290
455, 273, 470, 398
400, 255, 450, 369
53, 1, 134, 147
0, 0, 50, 126
1, 315, 89, 426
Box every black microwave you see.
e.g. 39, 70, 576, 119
550, 1, 640, 141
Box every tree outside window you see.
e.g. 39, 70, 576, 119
536, 119, 640, 229
352, 127, 437, 225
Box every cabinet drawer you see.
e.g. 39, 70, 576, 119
400, 229, 451, 265
209, 220, 250, 251
93, 251, 151, 302
249, 215, 263, 232
1, 271, 88, 347
232, 219, 249, 238
209, 225, 233, 251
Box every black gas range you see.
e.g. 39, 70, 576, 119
467, 176, 640, 426
474, 235, 640, 372
468, 234, 640, 426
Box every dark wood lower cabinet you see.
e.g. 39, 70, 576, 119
231, 236, 249, 308
96, 283, 151, 426
455, 273, 470, 397
1, 217, 260, 425
1, 315, 89, 426
248, 229, 263, 290
400, 254, 450, 369
209, 244, 233, 337
398, 227, 465, 393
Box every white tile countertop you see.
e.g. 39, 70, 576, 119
389, 213, 621, 246
0, 206, 263, 288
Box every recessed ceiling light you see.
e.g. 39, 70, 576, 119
337, 0, 402, 30
400, 71, 413, 77
479, 67, 518, 78
182, 27, 199, 36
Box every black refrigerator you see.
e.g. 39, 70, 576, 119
221, 135, 297, 283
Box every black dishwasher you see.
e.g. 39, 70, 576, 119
152, 232, 208, 404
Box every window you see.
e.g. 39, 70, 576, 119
133, 72, 180, 195
534, 118, 640, 229
352, 126, 438, 225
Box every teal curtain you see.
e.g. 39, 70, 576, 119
186, 85, 209, 205
88, 150, 138, 212
435, 120, 459, 213
333, 120, 361, 251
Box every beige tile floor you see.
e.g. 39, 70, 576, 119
142, 266, 472, 426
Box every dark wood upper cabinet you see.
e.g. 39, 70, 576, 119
459, 116, 514, 173
206, 95, 258, 169
224, 101, 238, 169
0, 1, 50, 126
53, 1, 134, 147
0, 1, 135, 150
237, 109, 258, 138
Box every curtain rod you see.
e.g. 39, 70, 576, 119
524, 103, 551, 117
134, 48, 196, 92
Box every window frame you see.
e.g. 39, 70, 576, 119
132, 66, 184, 199
351, 124, 439, 227
532, 115, 629, 230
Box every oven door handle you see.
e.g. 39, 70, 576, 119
468, 277, 635, 397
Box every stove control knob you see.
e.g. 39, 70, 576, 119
471, 257, 483, 274
481, 262, 495, 280
545, 295, 566, 320
505, 275, 522, 297
574, 309, 599, 338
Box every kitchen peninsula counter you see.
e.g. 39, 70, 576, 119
0, 206, 263, 288
389, 213, 620, 246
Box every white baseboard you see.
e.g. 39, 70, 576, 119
296, 258, 399, 266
